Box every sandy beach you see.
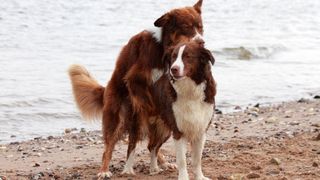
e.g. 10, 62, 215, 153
0, 97, 319, 180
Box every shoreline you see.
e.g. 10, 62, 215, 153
1, 98, 320, 179
2, 93, 319, 144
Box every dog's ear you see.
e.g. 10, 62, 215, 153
200, 48, 215, 65
154, 13, 170, 27
193, 0, 203, 14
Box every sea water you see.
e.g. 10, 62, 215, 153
1, 0, 320, 143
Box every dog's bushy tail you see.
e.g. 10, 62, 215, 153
68, 64, 105, 121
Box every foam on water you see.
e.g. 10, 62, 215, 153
0, 0, 320, 143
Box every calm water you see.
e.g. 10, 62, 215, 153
1, 0, 320, 143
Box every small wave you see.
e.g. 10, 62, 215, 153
14, 112, 80, 120
0, 101, 33, 108
214, 46, 285, 60
0, 97, 57, 108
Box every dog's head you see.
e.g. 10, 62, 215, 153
165, 40, 214, 82
154, 0, 204, 48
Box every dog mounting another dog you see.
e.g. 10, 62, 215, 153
68, 0, 216, 179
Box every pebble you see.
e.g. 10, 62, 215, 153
33, 163, 40, 167
64, 128, 72, 134
297, 98, 308, 103
265, 117, 278, 124
289, 121, 299, 126
270, 157, 281, 165
87, 137, 94, 142
250, 165, 262, 170
10, 142, 19, 145
32, 173, 43, 180
267, 169, 280, 175
235, 106, 242, 110
249, 111, 259, 117
34, 137, 42, 141
47, 136, 54, 140
215, 109, 223, 114
251, 107, 260, 112
254, 103, 260, 108
247, 172, 260, 179
17, 146, 23, 151
34, 153, 42, 157
230, 174, 244, 180
80, 128, 86, 133
312, 162, 318, 167
314, 95, 320, 99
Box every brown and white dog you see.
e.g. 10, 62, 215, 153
153, 40, 216, 180
68, 0, 205, 178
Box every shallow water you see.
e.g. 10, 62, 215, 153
1, 0, 320, 143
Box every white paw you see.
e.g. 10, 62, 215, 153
195, 175, 211, 180
121, 167, 136, 176
160, 162, 177, 170
178, 172, 189, 180
150, 166, 163, 175
97, 171, 112, 179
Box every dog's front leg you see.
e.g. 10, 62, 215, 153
174, 137, 189, 180
191, 134, 210, 180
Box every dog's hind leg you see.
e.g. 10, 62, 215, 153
121, 114, 139, 176
98, 107, 124, 179
148, 121, 175, 175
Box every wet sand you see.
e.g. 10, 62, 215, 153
1, 98, 320, 180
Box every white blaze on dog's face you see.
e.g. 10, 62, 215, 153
192, 28, 203, 41
170, 45, 186, 80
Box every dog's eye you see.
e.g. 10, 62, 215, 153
181, 24, 191, 29
172, 54, 177, 60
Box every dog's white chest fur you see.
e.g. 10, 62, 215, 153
171, 78, 214, 141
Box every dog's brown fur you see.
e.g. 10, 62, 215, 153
69, 0, 204, 178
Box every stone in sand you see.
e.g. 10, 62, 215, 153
247, 172, 260, 179
270, 157, 281, 165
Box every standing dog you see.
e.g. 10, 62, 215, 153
153, 40, 216, 180
68, 0, 205, 178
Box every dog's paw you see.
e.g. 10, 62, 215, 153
160, 162, 177, 171
97, 171, 112, 180
149, 166, 163, 175
121, 167, 136, 176
195, 175, 211, 180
